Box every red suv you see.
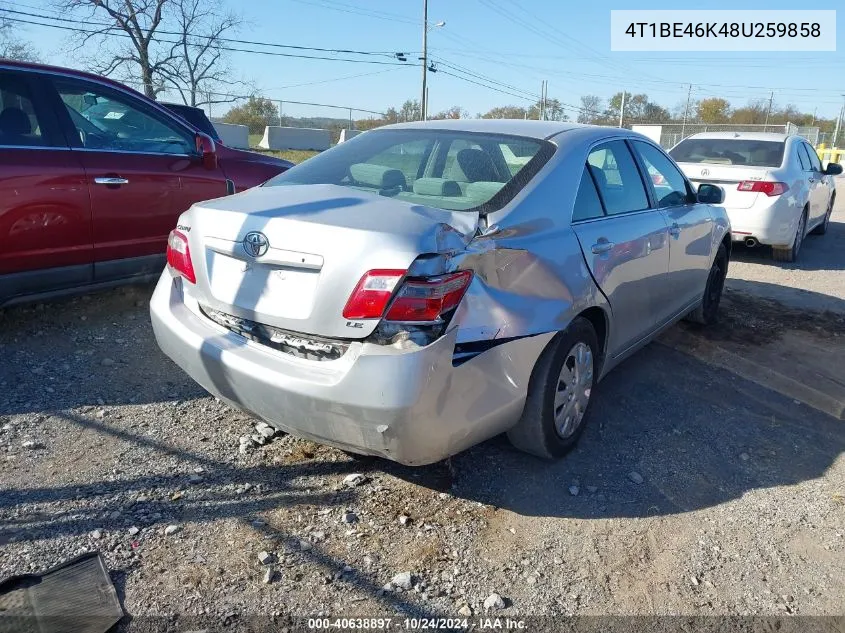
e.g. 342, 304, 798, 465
0, 61, 292, 306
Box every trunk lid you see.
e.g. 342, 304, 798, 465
183, 184, 478, 339
677, 163, 773, 209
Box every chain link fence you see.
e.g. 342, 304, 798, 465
633, 123, 821, 149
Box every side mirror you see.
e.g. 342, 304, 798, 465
824, 162, 843, 176
697, 183, 724, 204
195, 132, 217, 170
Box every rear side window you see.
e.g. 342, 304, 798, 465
0, 72, 47, 147
633, 141, 691, 208
669, 138, 785, 167
587, 141, 649, 216
797, 144, 810, 170
804, 143, 822, 172
572, 166, 605, 222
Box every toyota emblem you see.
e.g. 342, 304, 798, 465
243, 231, 269, 258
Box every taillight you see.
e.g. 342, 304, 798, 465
342, 269, 473, 323
737, 181, 788, 197
166, 229, 196, 284
342, 269, 406, 319
385, 270, 473, 322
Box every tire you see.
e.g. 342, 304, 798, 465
507, 317, 598, 460
687, 243, 728, 326
772, 208, 807, 262
810, 196, 834, 236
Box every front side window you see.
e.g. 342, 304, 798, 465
586, 141, 649, 216
55, 79, 193, 154
0, 72, 47, 147
264, 129, 552, 213
633, 141, 691, 208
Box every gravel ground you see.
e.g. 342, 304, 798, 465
1, 196, 844, 630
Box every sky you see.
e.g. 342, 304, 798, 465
6, 0, 845, 122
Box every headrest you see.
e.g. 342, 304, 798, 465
465, 181, 505, 201
0, 107, 32, 136
412, 178, 462, 197
456, 148, 498, 182
349, 163, 406, 190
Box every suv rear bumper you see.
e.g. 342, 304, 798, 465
149, 273, 551, 465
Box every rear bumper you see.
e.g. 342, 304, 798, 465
725, 196, 802, 247
149, 273, 552, 465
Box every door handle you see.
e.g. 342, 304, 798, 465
668, 223, 681, 238
94, 177, 129, 185
591, 241, 615, 254
808, 177, 816, 183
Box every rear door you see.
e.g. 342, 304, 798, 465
48, 76, 228, 281
632, 140, 713, 316
800, 141, 828, 226
0, 69, 92, 300
570, 140, 671, 355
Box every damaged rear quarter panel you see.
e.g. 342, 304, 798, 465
448, 133, 609, 347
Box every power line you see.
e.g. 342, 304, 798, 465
283, 0, 419, 25
0, 14, 412, 65
0, 7, 409, 58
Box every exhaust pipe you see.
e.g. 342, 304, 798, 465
744, 237, 758, 248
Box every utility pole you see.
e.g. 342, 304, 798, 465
833, 96, 845, 148
420, 0, 428, 121
278, 100, 283, 127
681, 83, 692, 138
540, 80, 547, 120
764, 91, 774, 129
618, 91, 626, 128
811, 107, 817, 126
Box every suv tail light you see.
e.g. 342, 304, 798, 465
166, 229, 196, 284
342, 269, 473, 322
737, 181, 788, 197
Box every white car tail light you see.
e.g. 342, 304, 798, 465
166, 229, 196, 284
737, 181, 788, 197
342, 269, 473, 323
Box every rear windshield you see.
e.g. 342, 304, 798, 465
669, 139, 785, 167
162, 104, 219, 140
263, 129, 554, 213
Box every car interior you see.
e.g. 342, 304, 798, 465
0, 82, 44, 147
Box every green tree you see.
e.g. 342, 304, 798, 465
529, 98, 569, 121
222, 96, 279, 135
605, 92, 669, 124
696, 98, 731, 124
480, 105, 528, 119
429, 105, 467, 120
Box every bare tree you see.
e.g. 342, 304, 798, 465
0, 17, 40, 61
59, 0, 241, 103
157, 0, 243, 106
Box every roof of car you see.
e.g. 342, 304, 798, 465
684, 131, 793, 142
382, 119, 594, 140
0, 59, 146, 96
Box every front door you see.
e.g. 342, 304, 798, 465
0, 69, 93, 300
801, 142, 829, 227
48, 76, 227, 280
631, 140, 714, 316
571, 140, 670, 356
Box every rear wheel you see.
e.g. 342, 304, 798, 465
507, 317, 598, 460
773, 208, 807, 262
810, 196, 834, 236
687, 243, 728, 326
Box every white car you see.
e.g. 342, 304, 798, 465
669, 132, 841, 261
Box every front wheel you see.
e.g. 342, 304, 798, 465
507, 317, 598, 460
687, 243, 728, 325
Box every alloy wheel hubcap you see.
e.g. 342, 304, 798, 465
554, 342, 594, 439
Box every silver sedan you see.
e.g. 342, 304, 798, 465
150, 120, 731, 465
